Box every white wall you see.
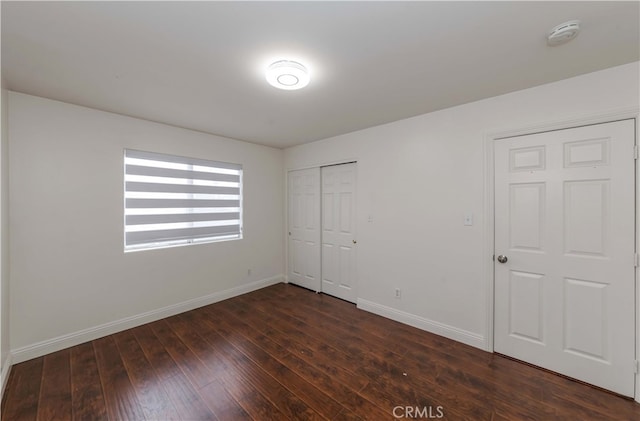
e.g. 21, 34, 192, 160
284, 61, 640, 350
5, 62, 639, 393
1, 78, 10, 392
9, 93, 284, 360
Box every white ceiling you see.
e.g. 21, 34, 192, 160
2, 2, 639, 149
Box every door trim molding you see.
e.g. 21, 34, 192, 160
0, 352, 12, 400
482, 106, 639, 401
286, 157, 359, 173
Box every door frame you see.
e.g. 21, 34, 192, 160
482, 107, 639, 401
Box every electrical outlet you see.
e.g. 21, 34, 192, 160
395, 288, 401, 299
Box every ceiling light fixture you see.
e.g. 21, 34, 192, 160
266, 60, 310, 90
547, 20, 581, 46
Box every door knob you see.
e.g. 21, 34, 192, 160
497, 255, 508, 263
352, 240, 357, 244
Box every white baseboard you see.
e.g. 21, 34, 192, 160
1, 353, 12, 399
357, 298, 485, 350
11, 275, 283, 364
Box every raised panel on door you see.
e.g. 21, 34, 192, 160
509, 183, 545, 251
563, 180, 609, 257
563, 278, 608, 361
494, 119, 635, 397
321, 163, 357, 303
288, 168, 320, 292
509, 270, 545, 345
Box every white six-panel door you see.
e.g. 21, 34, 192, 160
321, 163, 358, 303
288, 168, 321, 292
494, 119, 636, 396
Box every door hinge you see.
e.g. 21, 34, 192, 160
635, 253, 639, 268
634, 145, 639, 160
634, 360, 639, 374
492, 254, 495, 261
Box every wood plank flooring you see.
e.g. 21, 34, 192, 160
2, 283, 639, 420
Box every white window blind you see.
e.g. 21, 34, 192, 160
124, 149, 242, 251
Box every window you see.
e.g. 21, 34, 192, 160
124, 149, 242, 251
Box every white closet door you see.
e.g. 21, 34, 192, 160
494, 119, 635, 396
288, 168, 321, 291
321, 163, 357, 303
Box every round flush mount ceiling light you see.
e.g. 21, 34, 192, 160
265, 60, 310, 90
547, 20, 581, 46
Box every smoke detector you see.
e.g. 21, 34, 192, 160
547, 20, 581, 46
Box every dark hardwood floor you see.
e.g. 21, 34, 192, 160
2, 283, 639, 420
